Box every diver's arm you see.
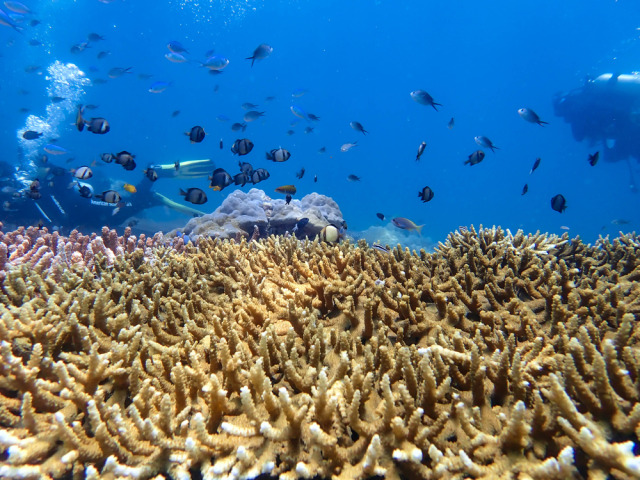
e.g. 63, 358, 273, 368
148, 158, 215, 179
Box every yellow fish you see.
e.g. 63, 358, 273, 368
123, 183, 137, 193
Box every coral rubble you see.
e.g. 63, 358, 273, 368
0, 225, 639, 479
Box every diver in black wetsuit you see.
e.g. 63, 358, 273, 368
553, 73, 640, 192
0, 158, 215, 234
554, 73, 640, 163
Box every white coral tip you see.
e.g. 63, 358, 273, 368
411, 448, 423, 463
295, 462, 311, 477
260, 421, 271, 434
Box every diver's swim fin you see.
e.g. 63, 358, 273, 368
149, 158, 215, 179
153, 192, 207, 217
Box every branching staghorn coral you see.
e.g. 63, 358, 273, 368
0, 226, 639, 479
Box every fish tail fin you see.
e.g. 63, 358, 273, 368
179, 188, 187, 196
432, 103, 441, 111
416, 225, 424, 236
539, 120, 549, 126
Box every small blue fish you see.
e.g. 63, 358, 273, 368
165, 52, 189, 63
44, 144, 70, 155
149, 81, 172, 93
201, 55, 229, 71
290, 104, 309, 121
410, 90, 441, 111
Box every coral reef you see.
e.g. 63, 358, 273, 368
0, 225, 639, 479
0, 223, 170, 282
179, 188, 344, 240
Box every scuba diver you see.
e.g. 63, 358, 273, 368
0, 158, 215, 234
553, 72, 640, 191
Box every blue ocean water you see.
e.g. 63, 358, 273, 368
1, 0, 639, 248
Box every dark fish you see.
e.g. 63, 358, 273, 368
100, 153, 114, 163
530, 157, 541, 174
233, 172, 250, 186
70, 42, 91, 54
521, 184, 528, 195
464, 150, 485, 166
251, 168, 270, 184
241, 102, 259, 110
24, 65, 41, 74
186, 125, 205, 143
97, 50, 111, 59
28, 39, 42, 46
266, 148, 290, 162
304, 127, 314, 134
219, 138, 223, 149
75, 105, 86, 131
171, 110, 181, 117
418, 186, 434, 202
376, 213, 385, 221
296, 167, 305, 179
174, 160, 180, 171
410, 90, 441, 111
180, 187, 207, 204
275, 185, 296, 194
143, 168, 158, 181
239, 162, 253, 175
87, 33, 105, 42
246, 43, 273, 66
78, 185, 92, 198
285, 194, 292, 205
168, 41, 189, 54
588, 151, 599, 166
447, 117, 455, 129
518, 108, 548, 126
96, 190, 121, 204
108, 67, 133, 79
474, 136, 499, 152
314, 175, 317, 182
307, 113, 321, 121
551, 194, 567, 213
115, 151, 136, 170
49, 166, 66, 176
416, 141, 426, 161
231, 122, 247, 132
293, 217, 309, 232
86, 117, 110, 134
347, 174, 361, 182
22, 130, 42, 140
29, 179, 40, 192
209, 168, 233, 191
611, 219, 630, 225
231, 138, 254, 156
243, 110, 265, 122
50, 96, 65, 103
137, 73, 154, 80
286, 130, 295, 136
318, 147, 326, 154
350, 121, 368, 135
